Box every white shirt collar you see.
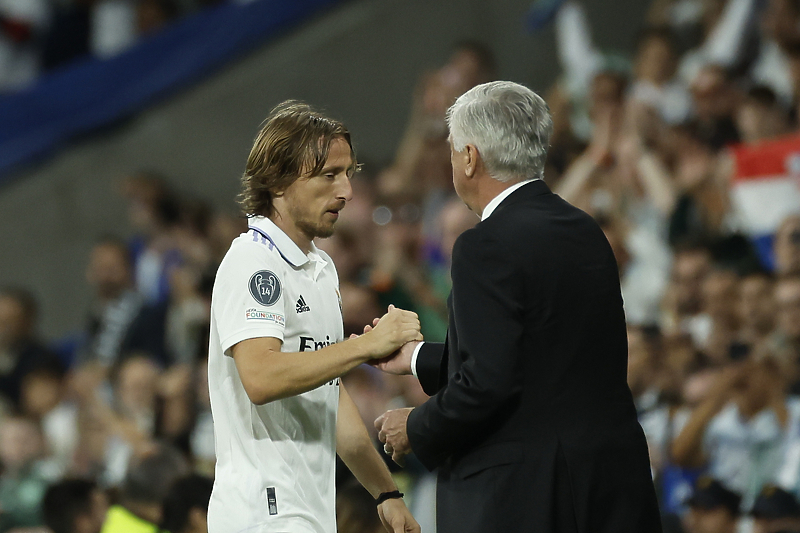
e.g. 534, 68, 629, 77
248, 216, 324, 268
480, 179, 537, 221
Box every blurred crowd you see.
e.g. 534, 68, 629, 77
542, 1, 800, 532
6, 0, 800, 532
0, 0, 239, 93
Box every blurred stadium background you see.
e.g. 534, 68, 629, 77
3, 0, 800, 532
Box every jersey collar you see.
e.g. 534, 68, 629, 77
248, 216, 311, 267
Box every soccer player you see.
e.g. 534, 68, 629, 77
207, 101, 421, 533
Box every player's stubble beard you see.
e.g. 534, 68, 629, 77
290, 201, 344, 241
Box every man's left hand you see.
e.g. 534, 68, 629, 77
375, 408, 413, 465
377, 497, 421, 533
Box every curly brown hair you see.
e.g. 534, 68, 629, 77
239, 100, 356, 218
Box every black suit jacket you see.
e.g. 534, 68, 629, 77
406, 180, 662, 533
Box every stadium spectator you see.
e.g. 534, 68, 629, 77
638, 345, 695, 481
667, 129, 730, 246
19, 365, 78, 474
40, 0, 91, 71
41, 0, 137, 71
774, 216, 800, 277
42, 479, 108, 533
738, 272, 776, 351
689, 64, 741, 150
698, 269, 741, 364
672, 358, 800, 507
121, 173, 183, 305
736, 86, 792, 144
368, 209, 433, 335
0, 416, 54, 532
80, 238, 168, 369
68, 396, 132, 488
664, 244, 713, 340
2, 0, 225, 92
0, 288, 63, 408
68, 356, 166, 487
41, 0, 190, 76
113, 355, 159, 437
599, 214, 672, 325
164, 264, 210, 366
206, 212, 247, 266
90, 0, 137, 58
751, 485, 800, 533
753, 0, 800, 105
669, 0, 759, 85
628, 325, 663, 416
0, 0, 49, 92
154, 362, 194, 453
159, 474, 213, 533
630, 26, 692, 132
767, 275, 800, 384
555, 87, 628, 217
683, 476, 741, 533
100, 443, 189, 533
377, 41, 496, 201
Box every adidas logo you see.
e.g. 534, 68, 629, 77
296, 295, 310, 314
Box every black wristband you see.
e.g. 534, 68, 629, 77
375, 490, 404, 506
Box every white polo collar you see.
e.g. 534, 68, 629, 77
247, 216, 322, 268
481, 179, 537, 221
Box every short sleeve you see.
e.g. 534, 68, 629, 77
213, 241, 288, 355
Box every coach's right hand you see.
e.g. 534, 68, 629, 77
365, 305, 422, 359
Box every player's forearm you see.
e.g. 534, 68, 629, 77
235, 308, 421, 404
343, 440, 398, 497
235, 335, 380, 404
338, 389, 398, 497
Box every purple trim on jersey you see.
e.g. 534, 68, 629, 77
248, 225, 306, 267
249, 226, 275, 251
251, 229, 268, 246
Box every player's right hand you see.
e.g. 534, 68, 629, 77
367, 305, 422, 358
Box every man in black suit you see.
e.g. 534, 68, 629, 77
373, 81, 662, 533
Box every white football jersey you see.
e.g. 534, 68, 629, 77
207, 216, 343, 533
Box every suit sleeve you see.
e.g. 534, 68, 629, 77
407, 229, 525, 470
415, 341, 447, 396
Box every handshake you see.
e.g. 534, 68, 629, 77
349, 304, 423, 376
350, 304, 422, 464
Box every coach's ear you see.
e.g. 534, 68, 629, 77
464, 144, 480, 179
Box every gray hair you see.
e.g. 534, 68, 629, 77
447, 81, 553, 183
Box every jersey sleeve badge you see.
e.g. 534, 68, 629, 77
249, 270, 282, 306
